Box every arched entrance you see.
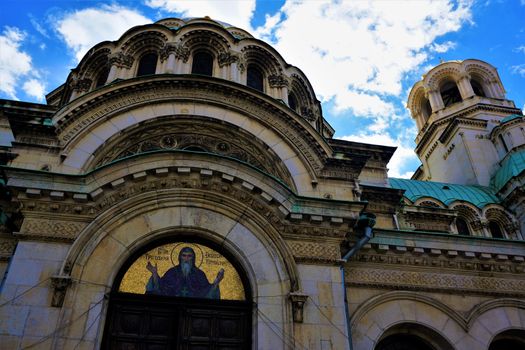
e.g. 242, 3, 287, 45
102, 237, 252, 349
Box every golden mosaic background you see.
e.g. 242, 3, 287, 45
119, 242, 245, 300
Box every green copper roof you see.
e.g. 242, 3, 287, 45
491, 149, 525, 192
500, 114, 523, 124
389, 178, 499, 209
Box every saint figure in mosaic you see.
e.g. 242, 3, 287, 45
146, 246, 224, 299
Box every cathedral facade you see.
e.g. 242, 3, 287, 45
0, 17, 524, 350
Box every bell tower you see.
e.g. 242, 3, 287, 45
407, 59, 524, 186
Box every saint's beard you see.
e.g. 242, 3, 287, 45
181, 261, 192, 277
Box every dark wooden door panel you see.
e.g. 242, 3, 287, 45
103, 294, 251, 350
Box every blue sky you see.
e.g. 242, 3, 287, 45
1, 0, 524, 178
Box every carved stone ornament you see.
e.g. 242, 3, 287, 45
159, 43, 177, 62
71, 78, 92, 93
51, 275, 72, 307
109, 52, 134, 69
300, 106, 316, 121
289, 291, 308, 323
218, 51, 239, 67
268, 74, 289, 88
174, 44, 190, 62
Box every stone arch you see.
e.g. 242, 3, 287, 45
424, 62, 463, 91
84, 115, 296, 190
289, 74, 317, 123
463, 59, 503, 98
483, 205, 518, 239
351, 291, 463, 349
180, 29, 232, 59
240, 43, 283, 79
461, 298, 525, 350
375, 323, 455, 350
53, 78, 329, 193
407, 83, 433, 130
414, 197, 445, 208
450, 202, 482, 236
58, 187, 299, 349
76, 46, 112, 83
118, 26, 170, 58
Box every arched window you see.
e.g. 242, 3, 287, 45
191, 51, 213, 76
288, 93, 298, 111
247, 64, 264, 92
137, 53, 158, 76
440, 81, 462, 107
489, 221, 504, 238
471, 79, 486, 97
456, 218, 471, 236
95, 67, 109, 88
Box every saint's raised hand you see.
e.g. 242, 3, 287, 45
146, 261, 158, 275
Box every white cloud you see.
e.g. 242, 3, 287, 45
22, 78, 46, 101
340, 133, 418, 179
515, 45, 525, 54
145, 0, 256, 30
255, 0, 473, 117
431, 41, 457, 53
54, 4, 151, 62
0, 27, 33, 99
511, 64, 525, 77
29, 14, 49, 38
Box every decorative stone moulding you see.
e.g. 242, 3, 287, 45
289, 291, 308, 323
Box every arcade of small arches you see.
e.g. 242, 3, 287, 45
408, 60, 507, 130
52, 17, 320, 129
411, 198, 520, 240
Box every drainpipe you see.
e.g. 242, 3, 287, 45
341, 212, 376, 350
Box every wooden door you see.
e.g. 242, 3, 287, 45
103, 293, 251, 350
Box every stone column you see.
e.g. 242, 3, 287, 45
268, 74, 289, 102
218, 51, 239, 81
160, 43, 177, 74
457, 75, 475, 99
426, 88, 445, 112
107, 52, 134, 81
489, 79, 505, 99
69, 78, 92, 102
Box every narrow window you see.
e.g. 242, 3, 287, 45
137, 53, 158, 76
288, 93, 297, 111
420, 97, 432, 120
247, 65, 264, 92
489, 221, 504, 239
499, 134, 509, 152
95, 67, 109, 88
440, 81, 462, 107
191, 52, 213, 76
471, 79, 486, 97
456, 218, 470, 236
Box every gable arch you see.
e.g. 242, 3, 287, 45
116, 25, 171, 57
424, 61, 463, 91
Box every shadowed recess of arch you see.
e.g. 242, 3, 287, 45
86, 115, 296, 190
375, 323, 454, 350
